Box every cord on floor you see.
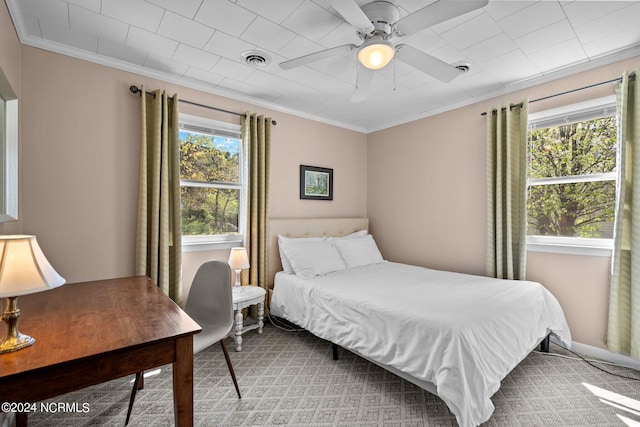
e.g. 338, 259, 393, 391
535, 342, 640, 381
267, 313, 306, 332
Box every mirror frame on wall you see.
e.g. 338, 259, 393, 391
0, 66, 18, 222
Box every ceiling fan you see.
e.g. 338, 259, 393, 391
279, 0, 489, 101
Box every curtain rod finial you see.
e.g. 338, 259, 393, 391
129, 85, 141, 95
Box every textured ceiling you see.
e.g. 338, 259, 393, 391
6, 0, 640, 132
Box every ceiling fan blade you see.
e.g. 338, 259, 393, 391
351, 66, 374, 102
280, 44, 357, 70
395, 0, 488, 37
326, 0, 374, 33
396, 44, 461, 83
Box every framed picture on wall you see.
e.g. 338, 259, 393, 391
300, 165, 333, 200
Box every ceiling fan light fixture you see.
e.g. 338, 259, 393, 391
357, 38, 395, 70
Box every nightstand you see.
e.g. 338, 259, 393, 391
231, 286, 266, 351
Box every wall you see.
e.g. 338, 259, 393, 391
8, 0, 639, 349
19, 45, 366, 302
0, 0, 21, 236
0, 4, 21, 424
368, 56, 640, 349
0, 0, 19, 97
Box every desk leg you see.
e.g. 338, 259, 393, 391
173, 335, 194, 427
257, 301, 264, 335
16, 412, 28, 427
234, 309, 243, 352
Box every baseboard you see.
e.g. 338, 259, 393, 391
550, 336, 640, 371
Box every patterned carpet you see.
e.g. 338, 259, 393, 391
23, 322, 640, 426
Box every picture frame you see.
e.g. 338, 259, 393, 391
300, 165, 333, 200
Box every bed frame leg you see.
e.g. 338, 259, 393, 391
332, 343, 339, 360
540, 335, 550, 353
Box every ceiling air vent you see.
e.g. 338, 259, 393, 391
453, 62, 471, 74
242, 50, 272, 67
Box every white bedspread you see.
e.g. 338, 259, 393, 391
270, 262, 571, 427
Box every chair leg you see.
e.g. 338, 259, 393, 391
125, 371, 144, 425
220, 340, 241, 399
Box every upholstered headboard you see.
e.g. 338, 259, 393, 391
267, 217, 369, 287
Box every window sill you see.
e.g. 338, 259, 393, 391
527, 242, 612, 257
182, 240, 243, 253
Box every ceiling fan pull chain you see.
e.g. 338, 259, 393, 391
280, 0, 488, 101
393, 54, 397, 92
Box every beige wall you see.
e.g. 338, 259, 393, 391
19, 45, 366, 301
0, 0, 21, 236
6, 0, 640, 349
3, 0, 367, 302
0, 0, 19, 94
368, 56, 640, 348
367, 102, 487, 275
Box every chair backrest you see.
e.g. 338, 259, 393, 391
184, 260, 233, 330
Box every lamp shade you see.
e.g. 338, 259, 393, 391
0, 235, 65, 297
228, 247, 250, 270
357, 38, 395, 70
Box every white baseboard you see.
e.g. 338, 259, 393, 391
550, 336, 640, 371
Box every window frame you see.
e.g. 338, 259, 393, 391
526, 95, 617, 257
179, 113, 246, 252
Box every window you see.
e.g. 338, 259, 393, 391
179, 114, 245, 250
526, 96, 617, 256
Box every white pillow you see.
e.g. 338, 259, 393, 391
277, 230, 367, 273
331, 229, 368, 240
332, 234, 384, 268
278, 235, 324, 273
281, 239, 346, 279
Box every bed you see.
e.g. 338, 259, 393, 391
268, 218, 571, 427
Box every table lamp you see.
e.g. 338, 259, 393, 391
228, 247, 250, 288
0, 235, 65, 353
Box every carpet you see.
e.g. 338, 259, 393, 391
24, 323, 640, 426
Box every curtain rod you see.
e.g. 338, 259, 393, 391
129, 85, 277, 125
480, 74, 636, 116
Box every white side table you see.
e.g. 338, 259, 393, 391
231, 286, 266, 352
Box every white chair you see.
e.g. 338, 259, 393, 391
125, 260, 241, 425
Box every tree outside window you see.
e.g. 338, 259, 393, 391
179, 122, 244, 242
527, 114, 617, 239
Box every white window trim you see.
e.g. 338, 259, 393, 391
527, 95, 616, 126
526, 95, 617, 257
179, 114, 246, 252
528, 172, 616, 186
182, 236, 244, 252
527, 235, 613, 257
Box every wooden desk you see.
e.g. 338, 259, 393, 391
0, 276, 201, 426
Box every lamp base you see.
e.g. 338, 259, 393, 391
0, 296, 35, 353
0, 331, 35, 353
234, 269, 242, 288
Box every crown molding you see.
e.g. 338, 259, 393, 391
366, 44, 640, 133
5, 0, 639, 134
4, 0, 367, 134
23, 34, 368, 133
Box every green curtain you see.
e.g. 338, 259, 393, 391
607, 70, 639, 358
486, 100, 529, 280
243, 113, 271, 292
135, 88, 182, 303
